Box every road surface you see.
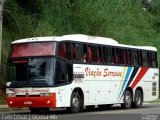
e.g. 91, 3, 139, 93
0, 103, 160, 120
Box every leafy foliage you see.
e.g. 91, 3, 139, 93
1, 0, 160, 81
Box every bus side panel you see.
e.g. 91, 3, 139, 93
132, 68, 159, 102
70, 64, 159, 107
84, 80, 113, 105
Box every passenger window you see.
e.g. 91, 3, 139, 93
138, 51, 142, 66
142, 51, 148, 66
58, 42, 71, 60
98, 46, 102, 63
58, 43, 66, 59
88, 45, 98, 63
128, 50, 132, 65
117, 48, 127, 64
66, 43, 71, 60
55, 60, 73, 85
103, 47, 106, 63
112, 48, 118, 64
131, 50, 138, 66
123, 49, 128, 64
105, 47, 113, 64
88, 46, 92, 62
72, 43, 76, 61
74, 44, 87, 62
150, 52, 158, 67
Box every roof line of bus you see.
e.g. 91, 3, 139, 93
11, 34, 157, 51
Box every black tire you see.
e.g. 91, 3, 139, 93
69, 91, 82, 113
98, 104, 111, 110
86, 105, 95, 110
29, 107, 49, 113
133, 90, 143, 108
122, 90, 132, 109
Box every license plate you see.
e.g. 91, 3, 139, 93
24, 101, 32, 105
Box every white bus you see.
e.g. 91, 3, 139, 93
6, 34, 159, 113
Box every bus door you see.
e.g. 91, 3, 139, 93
55, 59, 73, 107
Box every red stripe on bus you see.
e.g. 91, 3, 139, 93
131, 67, 149, 89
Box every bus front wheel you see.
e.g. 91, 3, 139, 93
122, 90, 132, 109
68, 91, 82, 113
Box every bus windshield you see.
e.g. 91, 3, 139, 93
8, 58, 55, 87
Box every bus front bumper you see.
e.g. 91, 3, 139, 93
7, 96, 56, 108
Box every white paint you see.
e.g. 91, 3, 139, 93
11, 34, 157, 51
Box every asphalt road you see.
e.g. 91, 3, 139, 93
0, 104, 160, 120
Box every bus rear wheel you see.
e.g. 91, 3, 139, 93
133, 90, 143, 108
68, 91, 82, 113
122, 90, 132, 109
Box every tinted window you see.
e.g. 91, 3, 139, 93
105, 47, 113, 64
72, 43, 87, 62
131, 50, 138, 66
8, 58, 55, 87
150, 52, 158, 67
117, 48, 127, 64
138, 51, 142, 66
112, 48, 118, 64
89, 45, 98, 62
98, 46, 102, 63
58, 43, 66, 59
66, 43, 71, 60
142, 51, 148, 66
58, 42, 71, 60
128, 50, 132, 65
12, 42, 56, 57
55, 60, 73, 85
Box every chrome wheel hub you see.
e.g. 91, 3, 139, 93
125, 95, 131, 106
72, 97, 79, 108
